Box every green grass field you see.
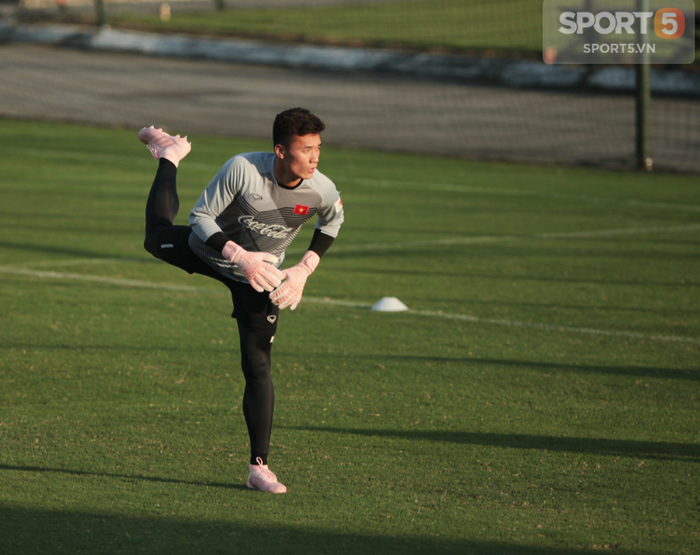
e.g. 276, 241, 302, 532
36, 0, 700, 62
107, 0, 545, 55
1, 119, 698, 554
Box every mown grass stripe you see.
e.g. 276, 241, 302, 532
2, 265, 697, 345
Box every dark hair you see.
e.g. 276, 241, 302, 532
273, 108, 325, 149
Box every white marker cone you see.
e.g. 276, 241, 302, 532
371, 297, 408, 312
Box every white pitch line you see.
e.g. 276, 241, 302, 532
0, 267, 218, 294
0, 257, 159, 269
405, 308, 700, 346
298, 298, 700, 345
1, 265, 698, 346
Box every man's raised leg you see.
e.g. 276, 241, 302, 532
139, 127, 192, 258
139, 127, 219, 281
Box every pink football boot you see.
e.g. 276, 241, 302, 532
138, 126, 191, 167
247, 457, 287, 494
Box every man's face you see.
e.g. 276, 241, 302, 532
276, 133, 321, 181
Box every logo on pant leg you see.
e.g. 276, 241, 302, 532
267, 315, 277, 324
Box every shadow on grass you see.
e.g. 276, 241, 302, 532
0, 503, 635, 555
0, 241, 128, 261
289, 427, 700, 463
0, 463, 245, 490
2, 341, 231, 355
346, 353, 700, 381
332, 245, 700, 269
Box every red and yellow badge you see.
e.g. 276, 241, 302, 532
293, 204, 310, 215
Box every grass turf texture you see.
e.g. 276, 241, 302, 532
1, 119, 699, 554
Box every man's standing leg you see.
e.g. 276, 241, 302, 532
239, 325, 288, 494
230, 284, 287, 494
239, 325, 276, 465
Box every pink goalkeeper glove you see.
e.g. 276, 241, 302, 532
221, 241, 284, 293
269, 251, 320, 310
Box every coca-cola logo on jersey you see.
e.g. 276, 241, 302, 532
238, 215, 292, 239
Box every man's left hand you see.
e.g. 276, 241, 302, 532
270, 251, 320, 310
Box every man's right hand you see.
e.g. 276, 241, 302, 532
221, 241, 284, 293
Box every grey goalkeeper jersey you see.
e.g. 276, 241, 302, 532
188, 151, 344, 282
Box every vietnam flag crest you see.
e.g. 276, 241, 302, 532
293, 204, 310, 215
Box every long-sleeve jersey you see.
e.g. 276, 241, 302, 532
188, 151, 344, 283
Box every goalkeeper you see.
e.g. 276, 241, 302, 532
139, 108, 344, 494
